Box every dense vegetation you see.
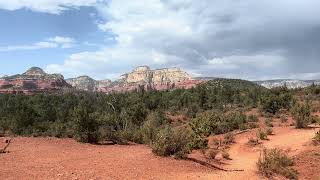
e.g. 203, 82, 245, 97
0, 78, 317, 158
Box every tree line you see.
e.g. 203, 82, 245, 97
0, 79, 308, 158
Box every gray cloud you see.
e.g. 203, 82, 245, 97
47, 0, 320, 80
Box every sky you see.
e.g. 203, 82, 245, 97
0, 0, 320, 81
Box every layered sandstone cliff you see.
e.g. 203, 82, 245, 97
120, 66, 192, 84
99, 66, 203, 93
66, 76, 111, 92
0, 66, 204, 94
0, 67, 71, 94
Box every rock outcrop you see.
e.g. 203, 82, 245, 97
0, 67, 71, 94
66, 76, 111, 92
100, 66, 204, 93
255, 79, 320, 89
120, 66, 192, 84
0, 66, 205, 94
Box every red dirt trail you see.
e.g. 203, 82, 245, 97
0, 126, 319, 180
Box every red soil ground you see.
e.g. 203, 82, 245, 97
0, 125, 319, 179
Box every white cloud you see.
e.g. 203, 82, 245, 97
47, 0, 320, 80
0, 36, 75, 52
47, 36, 75, 48
0, 0, 100, 14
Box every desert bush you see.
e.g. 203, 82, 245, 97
248, 122, 258, 129
140, 111, 167, 144
310, 115, 320, 124
222, 151, 231, 160
257, 148, 297, 179
72, 103, 100, 143
264, 113, 273, 118
152, 126, 193, 159
247, 137, 260, 146
205, 149, 219, 160
248, 114, 259, 122
257, 129, 268, 140
265, 118, 273, 127
280, 115, 288, 123
292, 103, 311, 128
239, 123, 248, 130
211, 137, 221, 147
188, 130, 208, 151
223, 133, 235, 145
190, 111, 247, 136
313, 131, 320, 145
266, 127, 273, 135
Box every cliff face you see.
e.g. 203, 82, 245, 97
0, 66, 204, 94
255, 79, 320, 89
66, 76, 111, 92
120, 66, 192, 84
0, 67, 71, 94
99, 66, 203, 93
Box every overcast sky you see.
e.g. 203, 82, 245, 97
0, 0, 319, 80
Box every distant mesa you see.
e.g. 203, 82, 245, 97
66, 76, 111, 92
255, 79, 320, 89
1, 66, 319, 95
0, 67, 70, 94
66, 65, 203, 93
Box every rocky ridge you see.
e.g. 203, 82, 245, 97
99, 66, 203, 93
255, 79, 320, 89
0, 67, 71, 94
0, 66, 204, 94
67, 66, 204, 93
66, 76, 111, 92
3, 66, 319, 94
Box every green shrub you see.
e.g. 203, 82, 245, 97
152, 126, 192, 159
223, 133, 235, 145
248, 122, 259, 129
222, 151, 231, 160
190, 111, 248, 137
257, 129, 268, 140
247, 137, 260, 146
72, 103, 99, 143
140, 111, 167, 144
292, 103, 311, 128
257, 148, 297, 179
239, 123, 248, 130
211, 137, 221, 147
310, 115, 320, 124
265, 118, 273, 127
264, 113, 273, 118
280, 115, 288, 123
266, 127, 273, 135
205, 149, 219, 160
313, 131, 320, 145
248, 114, 259, 122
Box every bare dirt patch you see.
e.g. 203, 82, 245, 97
0, 126, 319, 180
293, 146, 320, 180
0, 137, 218, 180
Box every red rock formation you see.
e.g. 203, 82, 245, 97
0, 66, 206, 95
0, 67, 71, 94
99, 79, 206, 93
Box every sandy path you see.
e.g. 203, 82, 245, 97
209, 126, 319, 180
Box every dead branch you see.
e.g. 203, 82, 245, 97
234, 130, 250, 135
0, 138, 12, 153
187, 157, 244, 172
